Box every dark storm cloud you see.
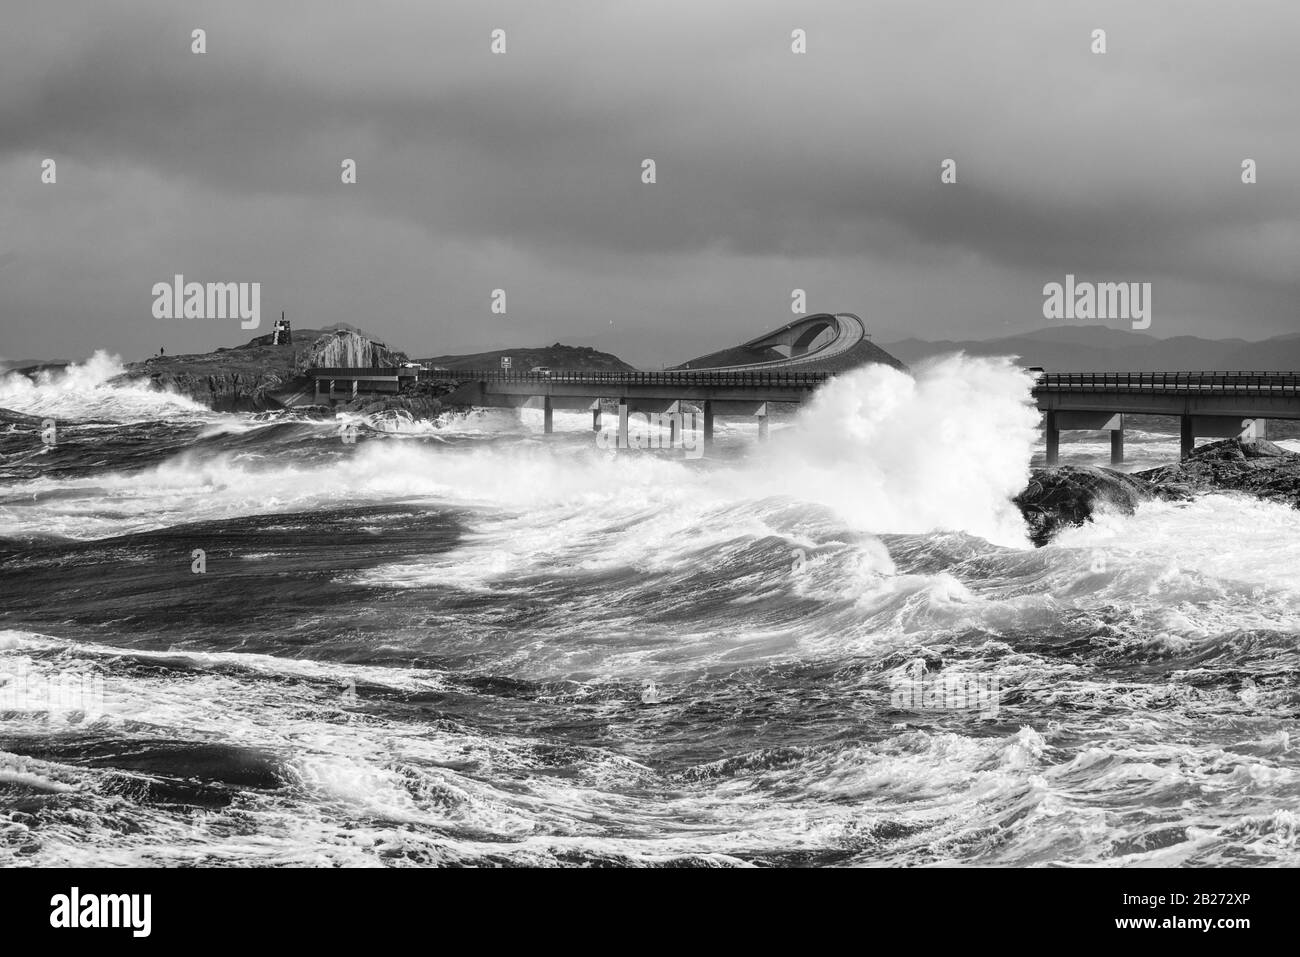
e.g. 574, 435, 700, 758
1, 0, 1297, 364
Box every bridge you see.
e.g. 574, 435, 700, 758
440, 369, 831, 444
307, 349, 1300, 465
1032, 371, 1300, 464
305, 366, 833, 444
675, 312, 908, 374
310, 366, 420, 403
303, 312, 905, 446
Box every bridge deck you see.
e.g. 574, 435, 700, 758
1033, 372, 1300, 421
429, 370, 832, 386
436, 369, 832, 407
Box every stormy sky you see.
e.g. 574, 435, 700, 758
2, 0, 1297, 367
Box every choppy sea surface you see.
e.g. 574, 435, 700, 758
2, 353, 1298, 867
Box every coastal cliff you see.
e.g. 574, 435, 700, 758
292, 329, 406, 372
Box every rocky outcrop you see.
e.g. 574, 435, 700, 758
292, 330, 407, 373
330, 375, 470, 421
117, 327, 412, 412
1014, 438, 1300, 546
335, 394, 444, 419
142, 369, 289, 412
1137, 439, 1300, 509
1014, 466, 1160, 547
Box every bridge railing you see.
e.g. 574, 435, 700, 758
1033, 371, 1300, 394
426, 369, 832, 388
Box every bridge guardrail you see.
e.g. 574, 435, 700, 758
1032, 371, 1300, 395
423, 369, 833, 388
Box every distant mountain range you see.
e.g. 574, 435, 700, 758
881, 326, 1300, 372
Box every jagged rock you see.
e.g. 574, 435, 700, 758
1138, 438, 1300, 510
1014, 439, 1300, 546
336, 394, 443, 420
143, 370, 288, 412
1014, 466, 1157, 547
292, 330, 407, 373
116, 327, 413, 411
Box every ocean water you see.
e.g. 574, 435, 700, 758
1, 353, 1297, 867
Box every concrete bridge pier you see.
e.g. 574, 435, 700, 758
756, 402, 769, 441
614, 398, 680, 449
446, 369, 828, 456
666, 401, 681, 447
1180, 415, 1266, 459
1044, 411, 1125, 466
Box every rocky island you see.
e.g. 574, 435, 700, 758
111, 324, 412, 413
109, 325, 639, 421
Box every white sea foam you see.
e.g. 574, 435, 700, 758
0, 356, 1040, 544
0, 351, 210, 421
6, 353, 1300, 868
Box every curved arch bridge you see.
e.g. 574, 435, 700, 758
307, 312, 909, 448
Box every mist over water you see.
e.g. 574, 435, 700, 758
2, 355, 1297, 867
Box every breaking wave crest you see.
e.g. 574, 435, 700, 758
0, 351, 211, 423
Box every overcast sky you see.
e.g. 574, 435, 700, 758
2, 0, 1297, 367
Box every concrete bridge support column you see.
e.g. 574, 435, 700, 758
618, 401, 630, 450
1181, 415, 1267, 459
591, 401, 601, 433
757, 402, 769, 441
702, 401, 714, 448
543, 396, 553, 434
1045, 412, 1059, 467
1046, 411, 1125, 467
654, 400, 682, 449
